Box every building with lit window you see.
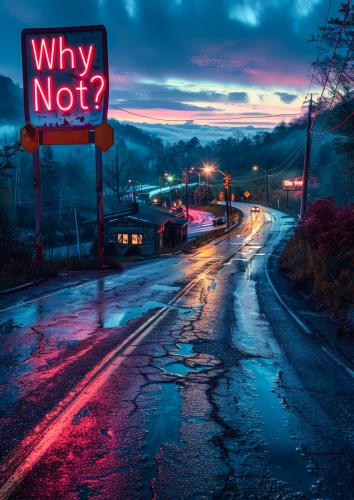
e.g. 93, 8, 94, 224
105, 204, 188, 255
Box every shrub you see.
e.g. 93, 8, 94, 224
280, 198, 354, 328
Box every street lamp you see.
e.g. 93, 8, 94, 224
201, 163, 215, 203
252, 164, 269, 205
201, 163, 232, 228
166, 174, 174, 206
128, 178, 143, 202
189, 166, 200, 185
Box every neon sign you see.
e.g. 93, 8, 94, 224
282, 177, 304, 191
282, 176, 318, 191
22, 26, 109, 129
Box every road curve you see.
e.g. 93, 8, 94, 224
0, 203, 353, 499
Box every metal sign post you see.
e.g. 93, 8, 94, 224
32, 148, 43, 267
95, 145, 104, 267
20, 25, 113, 268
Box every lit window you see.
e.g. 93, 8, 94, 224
132, 233, 143, 245
117, 233, 129, 244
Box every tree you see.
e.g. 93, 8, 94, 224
311, 3, 353, 113
310, 3, 354, 184
0, 143, 17, 179
41, 146, 61, 203
105, 138, 129, 207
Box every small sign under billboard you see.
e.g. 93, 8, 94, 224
282, 177, 303, 191
21, 25, 109, 130
282, 176, 318, 191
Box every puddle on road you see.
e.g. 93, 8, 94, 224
242, 357, 314, 494
233, 262, 314, 494
163, 362, 208, 377
150, 284, 181, 292
103, 301, 201, 328
143, 380, 183, 497
171, 343, 194, 357
209, 281, 218, 291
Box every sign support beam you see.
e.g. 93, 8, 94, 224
95, 145, 104, 267
32, 148, 43, 267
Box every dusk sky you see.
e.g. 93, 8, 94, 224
0, 0, 342, 128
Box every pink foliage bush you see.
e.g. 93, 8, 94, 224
281, 199, 354, 330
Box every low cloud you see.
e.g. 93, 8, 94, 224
110, 100, 218, 111
275, 91, 297, 104
228, 92, 249, 103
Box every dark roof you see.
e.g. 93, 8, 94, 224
106, 204, 187, 227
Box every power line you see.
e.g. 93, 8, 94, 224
311, 110, 354, 135
305, 0, 333, 101
313, 35, 354, 135
327, 36, 354, 111
230, 142, 305, 185
268, 141, 305, 174
113, 107, 304, 123
313, 0, 351, 123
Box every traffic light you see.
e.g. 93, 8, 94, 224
224, 174, 231, 189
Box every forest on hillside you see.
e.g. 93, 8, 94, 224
0, 1, 352, 286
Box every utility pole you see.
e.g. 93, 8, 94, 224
33, 148, 43, 267
74, 207, 81, 258
300, 94, 313, 221
265, 165, 269, 205
224, 172, 231, 229
115, 145, 120, 208
95, 145, 104, 268
184, 168, 189, 220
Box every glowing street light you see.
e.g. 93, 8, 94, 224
251, 164, 269, 205
202, 163, 215, 174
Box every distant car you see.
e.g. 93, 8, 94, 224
251, 205, 260, 213
213, 216, 226, 226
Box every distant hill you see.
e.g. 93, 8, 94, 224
117, 121, 270, 145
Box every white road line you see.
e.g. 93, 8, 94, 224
264, 212, 312, 335
264, 208, 354, 382
0, 261, 177, 313
321, 346, 354, 380
0, 220, 265, 497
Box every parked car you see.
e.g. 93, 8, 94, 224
251, 205, 260, 213
213, 216, 226, 226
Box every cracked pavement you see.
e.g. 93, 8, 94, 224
0, 204, 353, 499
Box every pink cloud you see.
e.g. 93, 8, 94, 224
189, 41, 309, 89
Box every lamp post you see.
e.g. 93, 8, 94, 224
189, 166, 200, 185
164, 172, 176, 207
202, 163, 214, 204
183, 168, 189, 220
202, 163, 232, 228
128, 178, 143, 203
252, 164, 269, 205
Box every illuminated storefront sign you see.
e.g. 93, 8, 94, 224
282, 176, 318, 191
21, 25, 108, 129
282, 177, 304, 191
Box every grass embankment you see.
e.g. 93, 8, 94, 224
280, 199, 354, 335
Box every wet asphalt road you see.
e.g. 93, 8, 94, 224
0, 203, 353, 499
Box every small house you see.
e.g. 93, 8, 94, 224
105, 204, 188, 255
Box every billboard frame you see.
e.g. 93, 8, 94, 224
21, 24, 109, 131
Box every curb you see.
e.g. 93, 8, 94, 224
0, 277, 49, 296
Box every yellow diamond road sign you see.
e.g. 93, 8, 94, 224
244, 191, 251, 198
